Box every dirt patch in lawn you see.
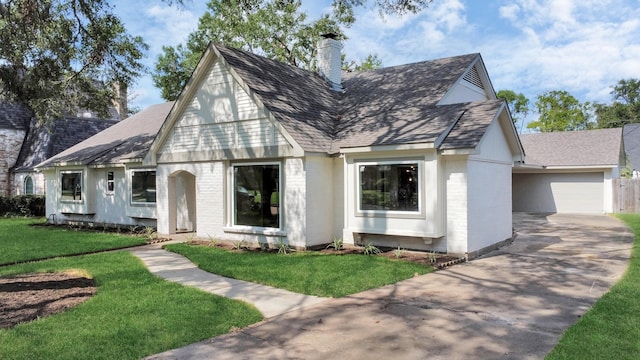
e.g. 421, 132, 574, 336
0, 272, 96, 329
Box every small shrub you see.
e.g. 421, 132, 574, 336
326, 236, 343, 251
232, 240, 246, 250
185, 233, 197, 243
277, 239, 292, 254
207, 234, 219, 248
363, 242, 381, 255
143, 226, 157, 241
393, 246, 404, 259
428, 251, 437, 263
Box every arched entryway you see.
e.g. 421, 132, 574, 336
168, 171, 197, 233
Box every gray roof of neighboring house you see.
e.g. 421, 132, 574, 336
519, 128, 624, 167
0, 102, 32, 130
37, 102, 173, 168
624, 124, 640, 170
38, 45, 509, 167
13, 117, 118, 172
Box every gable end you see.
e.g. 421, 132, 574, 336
462, 66, 484, 90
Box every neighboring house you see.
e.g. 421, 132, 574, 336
623, 124, 640, 173
0, 102, 31, 195
39, 38, 524, 257
12, 117, 117, 196
0, 97, 122, 196
513, 128, 625, 214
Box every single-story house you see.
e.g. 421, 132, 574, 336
39, 37, 524, 257
513, 128, 625, 214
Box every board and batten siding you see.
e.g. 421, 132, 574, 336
157, 59, 292, 162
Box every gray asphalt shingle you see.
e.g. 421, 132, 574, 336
38, 102, 173, 168
519, 128, 623, 167
38, 45, 503, 167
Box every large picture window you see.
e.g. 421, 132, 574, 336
359, 162, 419, 212
131, 170, 156, 203
233, 163, 280, 228
61, 172, 82, 201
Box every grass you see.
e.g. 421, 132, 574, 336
0, 252, 263, 360
0, 218, 146, 265
164, 243, 431, 297
546, 213, 640, 360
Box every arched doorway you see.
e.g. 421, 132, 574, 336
168, 171, 197, 233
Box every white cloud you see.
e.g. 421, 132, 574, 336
498, 4, 520, 22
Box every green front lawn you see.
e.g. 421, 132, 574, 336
0, 252, 263, 360
0, 218, 146, 265
546, 213, 640, 359
165, 243, 431, 297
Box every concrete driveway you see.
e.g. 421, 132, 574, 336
147, 213, 632, 359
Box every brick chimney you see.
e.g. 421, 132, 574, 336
317, 33, 343, 91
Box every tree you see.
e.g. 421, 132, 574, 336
153, 0, 352, 101
0, 0, 149, 122
496, 89, 530, 132
343, 54, 383, 72
594, 79, 640, 128
527, 90, 594, 132
327, 0, 436, 18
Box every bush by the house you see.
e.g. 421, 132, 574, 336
0, 195, 46, 217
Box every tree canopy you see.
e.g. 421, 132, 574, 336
0, 0, 148, 122
496, 89, 530, 132
527, 90, 593, 132
153, 0, 360, 101
594, 79, 640, 128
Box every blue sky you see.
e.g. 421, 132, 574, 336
112, 0, 640, 128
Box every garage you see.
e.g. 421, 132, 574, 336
513, 128, 624, 215
512, 172, 605, 214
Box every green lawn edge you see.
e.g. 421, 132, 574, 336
164, 243, 432, 298
0, 218, 147, 265
0, 252, 263, 360
546, 213, 640, 359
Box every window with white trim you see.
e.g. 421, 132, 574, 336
131, 170, 156, 203
107, 171, 114, 193
24, 176, 34, 195
359, 162, 419, 212
61, 172, 83, 201
233, 163, 280, 228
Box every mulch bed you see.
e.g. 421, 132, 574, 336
0, 272, 96, 329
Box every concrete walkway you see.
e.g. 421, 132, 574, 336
144, 214, 633, 359
131, 248, 328, 318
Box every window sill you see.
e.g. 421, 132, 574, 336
223, 226, 287, 237
356, 210, 425, 219
130, 202, 156, 207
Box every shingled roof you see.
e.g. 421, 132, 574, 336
37, 102, 173, 168
519, 128, 624, 167
39, 45, 511, 167
13, 117, 118, 172
217, 45, 489, 154
0, 102, 32, 130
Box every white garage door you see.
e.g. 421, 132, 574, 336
513, 172, 604, 214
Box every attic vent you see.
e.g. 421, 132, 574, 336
463, 66, 484, 89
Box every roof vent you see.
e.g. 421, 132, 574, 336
463, 66, 484, 89
317, 33, 343, 91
